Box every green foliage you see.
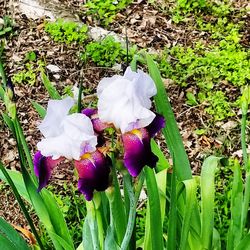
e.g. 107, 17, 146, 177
197, 17, 243, 42
85, 0, 132, 25
45, 19, 88, 44
205, 91, 234, 121
82, 36, 136, 67
159, 42, 250, 89
12, 63, 36, 85
214, 160, 234, 248
136, 207, 146, 240
47, 184, 86, 248
0, 16, 14, 37
12, 55, 45, 85
171, 0, 233, 23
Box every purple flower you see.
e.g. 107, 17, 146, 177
34, 98, 111, 200
33, 151, 63, 192
75, 150, 111, 201
122, 115, 165, 177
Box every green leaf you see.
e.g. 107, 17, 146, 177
104, 226, 120, 250
42, 190, 74, 250
151, 139, 170, 172
186, 92, 198, 106
106, 158, 126, 245
0, 169, 30, 202
2, 113, 15, 134
31, 100, 46, 118
227, 160, 243, 249
82, 216, 95, 250
200, 156, 221, 250
0, 233, 17, 250
167, 169, 177, 250
144, 167, 163, 250
179, 179, 198, 250
146, 54, 192, 181
41, 72, 61, 100
0, 217, 30, 250
235, 234, 250, 250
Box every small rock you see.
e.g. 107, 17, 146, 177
46, 64, 61, 73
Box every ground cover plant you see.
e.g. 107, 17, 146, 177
0, 0, 250, 249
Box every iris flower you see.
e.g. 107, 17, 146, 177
33, 97, 110, 201
96, 67, 165, 177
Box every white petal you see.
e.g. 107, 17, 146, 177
38, 97, 74, 138
38, 113, 97, 160
97, 68, 157, 133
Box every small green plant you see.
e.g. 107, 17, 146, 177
12, 52, 45, 85
205, 91, 234, 121
0, 16, 14, 37
84, 0, 132, 25
82, 36, 136, 67
159, 41, 250, 89
171, 0, 233, 23
45, 19, 88, 44
12, 63, 36, 85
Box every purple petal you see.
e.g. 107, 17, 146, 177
33, 151, 62, 192
81, 108, 97, 117
147, 114, 165, 137
75, 150, 111, 201
122, 129, 158, 177
82, 108, 109, 133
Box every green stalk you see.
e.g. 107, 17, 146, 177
0, 45, 7, 88
15, 118, 36, 179
241, 105, 250, 234
106, 156, 126, 244
241, 113, 248, 169
86, 201, 100, 250
0, 161, 44, 249
121, 173, 144, 250
167, 169, 177, 250
77, 80, 83, 113
93, 193, 104, 249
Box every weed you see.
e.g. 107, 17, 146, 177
136, 206, 146, 240
0, 16, 14, 37
82, 36, 136, 67
159, 41, 250, 89
205, 91, 234, 121
45, 19, 88, 44
84, 0, 132, 26
171, 0, 233, 23
12, 52, 45, 85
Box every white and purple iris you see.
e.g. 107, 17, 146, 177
33, 97, 110, 201
86, 67, 165, 177
34, 67, 164, 201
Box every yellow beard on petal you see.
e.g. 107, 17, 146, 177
131, 129, 142, 140
81, 153, 92, 160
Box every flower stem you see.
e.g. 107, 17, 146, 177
241, 108, 250, 233
121, 173, 144, 250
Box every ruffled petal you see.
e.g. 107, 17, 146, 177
33, 151, 62, 191
97, 73, 156, 133
124, 67, 156, 109
37, 113, 97, 160
75, 150, 111, 201
122, 128, 158, 177
147, 114, 165, 137
38, 97, 75, 138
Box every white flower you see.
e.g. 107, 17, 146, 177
97, 67, 157, 133
37, 97, 97, 160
